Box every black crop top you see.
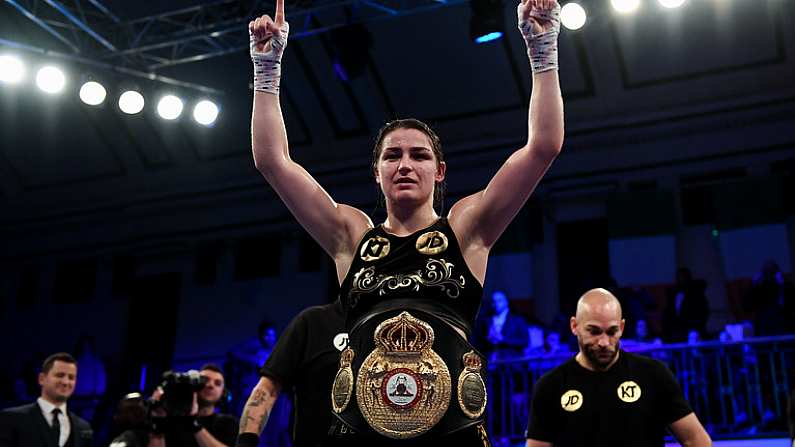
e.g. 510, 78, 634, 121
339, 217, 484, 335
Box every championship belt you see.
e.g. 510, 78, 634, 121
331, 305, 488, 440
457, 351, 487, 418
332, 347, 355, 414
355, 311, 452, 439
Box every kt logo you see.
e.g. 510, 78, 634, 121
617, 381, 641, 403
360, 236, 390, 261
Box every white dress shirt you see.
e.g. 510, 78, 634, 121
37, 397, 70, 447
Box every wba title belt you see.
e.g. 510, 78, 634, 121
332, 310, 487, 439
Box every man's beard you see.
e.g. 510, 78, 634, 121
581, 340, 619, 370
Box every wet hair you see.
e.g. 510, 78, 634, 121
371, 118, 446, 210
41, 353, 76, 374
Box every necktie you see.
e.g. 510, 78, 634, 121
51, 408, 61, 446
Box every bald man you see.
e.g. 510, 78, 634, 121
525, 288, 712, 447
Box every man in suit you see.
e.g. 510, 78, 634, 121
0, 352, 93, 447
475, 290, 529, 361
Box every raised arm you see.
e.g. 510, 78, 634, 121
449, 0, 563, 265
250, 0, 371, 273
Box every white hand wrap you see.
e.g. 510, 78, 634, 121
517, 2, 561, 74
250, 22, 290, 95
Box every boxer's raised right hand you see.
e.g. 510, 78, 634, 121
249, 0, 289, 57
249, 0, 289, 94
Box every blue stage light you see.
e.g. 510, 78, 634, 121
474, 32, 503, 44
470, 0, 504, 45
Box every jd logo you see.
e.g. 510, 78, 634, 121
415, 231, 448, 255
617, 381, 641, 403
360, 236, 390, 261
333, 333, 349, 351
560, 390, 583, 412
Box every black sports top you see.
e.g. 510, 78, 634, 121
339, 217, 483, 336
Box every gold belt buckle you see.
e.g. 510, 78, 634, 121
355, 311, 451, 439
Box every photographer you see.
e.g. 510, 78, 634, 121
162, 364, 236, 447
113, 364, 236, 447
109, 393, 150, 447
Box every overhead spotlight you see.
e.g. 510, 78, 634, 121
36, 66, 66, 94
193, 100, 219, 126
119, 90, 145, 114
561, 3, 587, 30
329, 24, 373, 82
157, 94, 183, 120
470, 0, 504, 44
79, 81, 107, 106
0, 55, 25, 84
611, 0, 640, 14
658, 0, 685, 8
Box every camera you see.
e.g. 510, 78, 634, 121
157, 370, 207, 417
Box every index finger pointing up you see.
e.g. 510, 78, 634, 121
275, 0, 285, 24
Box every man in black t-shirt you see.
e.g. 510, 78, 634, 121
237, 300, 347, 447
525, 288, 711, 447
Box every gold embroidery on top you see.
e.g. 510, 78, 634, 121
350, 258, 466, 303
415, 231, 448, 255
360, 236, 391, 262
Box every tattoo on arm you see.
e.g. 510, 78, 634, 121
257, 409, 271, 434
239, 387, 274, 435
249, 388, 269, 407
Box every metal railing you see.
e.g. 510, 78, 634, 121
485, 336, 795, 440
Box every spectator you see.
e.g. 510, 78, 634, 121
72, 336, 106, 398
743, 260, 795, 336
621, 319, 663, 352
107, 392, 150, 446
524, 325, 546, 357
71, 335, 106, 423
0, 352, 93, 447
474, 291, 529, 361
663, 268, 710, 342
619, 286, 656, 326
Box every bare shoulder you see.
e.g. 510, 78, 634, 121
331, 204, 374, 283
447, 192, 484, 247
338, 204, 374, 252
447, 193, 489, 283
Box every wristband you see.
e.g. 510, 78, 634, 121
236, 432, 260, 447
